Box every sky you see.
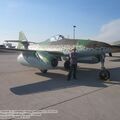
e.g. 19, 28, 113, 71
0, 0, 120, 43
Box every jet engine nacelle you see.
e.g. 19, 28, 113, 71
64, 56, 100, 69
17, 51, 58, 70
77, 56, 100, 64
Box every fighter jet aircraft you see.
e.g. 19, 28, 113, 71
1, 31, 120, 81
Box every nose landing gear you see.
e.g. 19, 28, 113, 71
99, 53, 110, 81
99, 68, 110, 80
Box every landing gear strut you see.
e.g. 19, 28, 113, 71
99, 54, 110, 81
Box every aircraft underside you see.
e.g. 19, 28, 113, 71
17, 51, 110, 81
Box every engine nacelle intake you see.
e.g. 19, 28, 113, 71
17, 52, 58, 70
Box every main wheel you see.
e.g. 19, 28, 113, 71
51, 58, 58, 67
109, 53, 112, 57
99, 69, 110, 80
40, 69, 48, 73
64, 60, 70, 70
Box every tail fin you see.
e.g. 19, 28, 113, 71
19, 31, 28, 41
5, 31, 31, 50
17, 31, 28, 49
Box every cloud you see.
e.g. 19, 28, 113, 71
91, 19, 120, 43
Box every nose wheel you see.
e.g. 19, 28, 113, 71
99, 69, 110, 80
64, 60, 70, 70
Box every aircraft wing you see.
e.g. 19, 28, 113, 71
0, 47, 64, 56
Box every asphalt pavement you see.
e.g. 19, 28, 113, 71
0, 53, 120, 120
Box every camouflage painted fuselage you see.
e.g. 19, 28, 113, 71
29, 38, 112, 56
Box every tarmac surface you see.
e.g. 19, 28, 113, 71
0, 52, 120, 120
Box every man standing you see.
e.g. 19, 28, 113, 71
67, 47, 78, 81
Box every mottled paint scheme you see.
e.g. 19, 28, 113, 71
3, 32, 120, 70
29, 38, 112, 56
16, 33, 116, 68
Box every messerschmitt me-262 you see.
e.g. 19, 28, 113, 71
1, 31, 120, 81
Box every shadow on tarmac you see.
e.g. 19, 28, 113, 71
10, 67, 120, 95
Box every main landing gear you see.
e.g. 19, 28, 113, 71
99, 68, 110, 80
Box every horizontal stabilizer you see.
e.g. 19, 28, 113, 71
0, 47, 36, 52
5, 40, 36, 44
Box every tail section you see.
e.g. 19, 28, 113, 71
17, 31, 28, 49
5, 31, 32, 50
19, 31, 28, 41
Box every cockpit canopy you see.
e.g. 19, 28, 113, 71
47, 34, 64, 42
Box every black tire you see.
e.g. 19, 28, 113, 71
64, 60, 70, 70
109, 53, 112, 57
99, 69, 110, 80
51, 58, 58, 67
40, 69, 48, 73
